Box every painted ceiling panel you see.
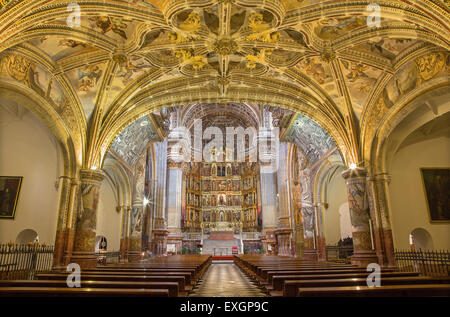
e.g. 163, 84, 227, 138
284, 114, 336, 166
110, 115, 159, 167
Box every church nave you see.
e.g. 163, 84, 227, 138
189, 262, 267, 298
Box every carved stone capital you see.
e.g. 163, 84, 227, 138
79, 169, 105, 185
341, 167, 367, 180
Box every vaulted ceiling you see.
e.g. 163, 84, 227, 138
0, 0, 448, 170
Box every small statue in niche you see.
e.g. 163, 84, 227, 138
226, 165, 232, 176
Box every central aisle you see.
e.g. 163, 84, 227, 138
189, 261, 267, 297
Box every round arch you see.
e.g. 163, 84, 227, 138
0, 81, 79, 177
15, 229, 39, 244
96, 88, 353, 169
410, 228, 434, 251
369, 83, 450, 176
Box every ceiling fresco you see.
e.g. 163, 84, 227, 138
284, 114, 337, 166
110, 115, 160, 168
0, 0, 448, 168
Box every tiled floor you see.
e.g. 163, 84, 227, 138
189, 261, 267, 297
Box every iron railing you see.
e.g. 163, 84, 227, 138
0, 243, 54, 280
95, 251, 120, 265
325, 245, 354, 263
395, 249, 450, 277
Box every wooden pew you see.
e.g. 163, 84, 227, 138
260, 268, 396, 283
81, 269, 193, 286
0, 287, 169, 297
297, 284, 450, 297
0, 279, 180, 297
282, 273, 444, 297
266, 268, 398, 285
36, 273, 187, 296
274, 272, 421, 296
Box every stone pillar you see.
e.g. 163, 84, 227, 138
128, 205, 144, 262
274, 143, 292, 256
128, 155, 147, 262
62, 178, 80, 266
342, 167, 378, 267
119, 205, 131, 262
367, 173, 396, 267
260, 170, 278, 232
152, 140, 169, 256
53, 176, 72, 268
291, 179, 304, 258
70, 169, 104, 268
301, 205, 318, 261
314, 203, 327, 261
166, 162, 183, 234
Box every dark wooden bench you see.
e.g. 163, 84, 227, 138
266, 268, 398, 285
297, 284, 450, 297
261, 268, 395, 282
94, 267, 198, 281
80, 269, 193, 286
0, 287, 169, 297
0, 279, 180, 297
36, 273, 187, 295
281, 274, 447, 297
273, 272, 421, 296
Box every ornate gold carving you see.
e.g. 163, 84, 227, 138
211, 38, 238, 56
246, 13, 280, 43
246, 49, 272, 69
415, 52, 446, 86
178, 12, 201, 32
320, 51, 336, 63
174, 49, 206, 70
1, 54, 33, 82
168, 12, 202, 43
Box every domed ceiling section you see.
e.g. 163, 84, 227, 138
1, 0, 448, 168
182, 103, 260, 129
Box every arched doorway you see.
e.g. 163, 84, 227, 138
15, 229, 39, 244
410, 228, 434, 251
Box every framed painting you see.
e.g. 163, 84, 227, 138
420, 168, 450, 223
0, 176, 23, 220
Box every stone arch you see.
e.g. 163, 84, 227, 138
15, 229, 39, 244
97, 89, 352, 169
0, 81, 79, 177
369, 83, 450, 176
410, 228, 434, 251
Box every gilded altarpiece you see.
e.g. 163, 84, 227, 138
183, 162, 260, 233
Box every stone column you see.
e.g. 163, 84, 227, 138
260, 170, 278, 232
119, 205, 131, 262
128, 155, 147, 262
166, 161, 184, 252
298, 167, 318, 261
275, 142, 292, 256
70, 169, 104, 268
301, 205, 318, 260
367, 173, 396, 267
166, 162, 183, 234
62, 178, 80, 266
342, 167, 378, 267
258, 122, 279, 254
152, 140, 168, 256
53, 176, 72, 268
314, 203, 327, 261
291, 179, 304, 258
